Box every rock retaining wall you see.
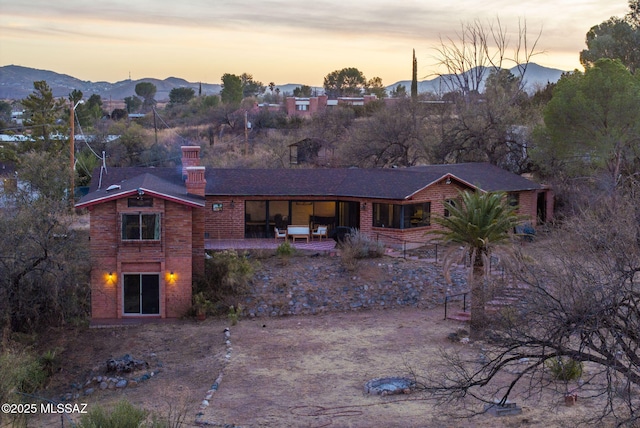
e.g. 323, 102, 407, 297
240, 255, 468, 318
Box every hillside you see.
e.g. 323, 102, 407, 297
0, 63, 566, 101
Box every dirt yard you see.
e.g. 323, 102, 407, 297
25, 254, 593, 428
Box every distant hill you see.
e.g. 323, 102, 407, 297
0, 63, 566, 101
0, 65, 222, 101
388, 63, 566, 95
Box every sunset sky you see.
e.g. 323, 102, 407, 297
0, 0, 630, 87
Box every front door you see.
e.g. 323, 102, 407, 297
123, 274, 160, 315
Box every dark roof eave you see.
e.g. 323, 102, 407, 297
76, 188, 205, 209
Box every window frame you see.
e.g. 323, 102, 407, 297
372, 202, 431, 229
121, 213, 161, 241
444, 198, 457, 218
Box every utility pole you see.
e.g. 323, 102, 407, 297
70, 99, 84, 211
70, 101, 75, 210
244, 110, 248, 156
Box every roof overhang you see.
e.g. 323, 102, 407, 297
75, 187, 205, 209
404, 173, 483, 200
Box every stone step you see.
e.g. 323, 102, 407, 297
448, 311, 471, 322
486, 297, 520, 307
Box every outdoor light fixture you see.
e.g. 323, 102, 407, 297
230, 200, 235, 209
168, 271, 176, 283
445, 177, 451, 185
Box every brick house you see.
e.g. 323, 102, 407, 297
77, 146, 552, 320
76, 146, 206, 320
285, 94, 380, 117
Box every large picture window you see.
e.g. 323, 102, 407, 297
405, 202, 431, 228
373, 202, 430, 229
122, 213, 160, 240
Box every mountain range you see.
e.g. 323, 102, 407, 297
0, 64, 566, 102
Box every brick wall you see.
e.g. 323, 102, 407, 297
205, 198, 246, 239
201, 183, 544, 248
89, 197, 195, 319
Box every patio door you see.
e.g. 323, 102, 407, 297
123, 274, 160, 315
337, 201, 360, 229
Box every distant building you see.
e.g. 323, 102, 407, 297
285, 95, 381, 117
10, 110, 24, 125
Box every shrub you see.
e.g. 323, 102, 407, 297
194, 250, 255, 313
546, 357, 583, 381
77, 400, 147, 428
343, 229, 385, 258
0, 348, 48, 403
275, 241, 294, 257
340, 229, 385, 270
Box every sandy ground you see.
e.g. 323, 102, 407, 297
198, 307, 587, 428
19, 253, 597, 428
22, 306, 595, 428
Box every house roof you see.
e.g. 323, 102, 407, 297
75, 167, 205, 208
76, 162, 542, 208
205, 163, 541, 199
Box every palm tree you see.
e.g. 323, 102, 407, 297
432, 190, 522, 337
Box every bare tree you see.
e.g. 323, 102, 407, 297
434, 18, 542, 96
430, 18, 543, 173
418, 194, 640, 426
339, 99, 433, 167
0, 168, 90, 335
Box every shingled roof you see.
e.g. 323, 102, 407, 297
76, 162, 542, 207
75, 167, 205, 208
204, 163, 541, 199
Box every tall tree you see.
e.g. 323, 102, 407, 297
220, 73, 243, 106
365, 76, 387, 98
430, 18, 542, 174
434, 18, 541, 97
168, 87, 196, 106
134, 81, 157, 112
580, 1, 640, 73
434, 67, 533, 173
240, 73, 265, 98
340, 99, 431, 167
124, 96, 142, 114
21, 81, 66, 152
534, 58, 640, 188
323, 67, 367, 98
390, 84, 408, 98
0, 161, 90, 334
432, 191, 521, 337
293, 85, 313, 97
411, 49, 418, 99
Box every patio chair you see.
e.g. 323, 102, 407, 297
312, 225, 328, 241
274, 227, 287, 240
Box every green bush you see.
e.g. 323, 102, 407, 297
194, 250, 255, 313
77, 400, 147, 428
276, 241, 294, 257
0, 348, 48, 404
546, 357, 583, 381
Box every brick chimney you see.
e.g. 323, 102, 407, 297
181, 146, 201, 179
181, 146, 205, 197
185, 166, 206, 197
